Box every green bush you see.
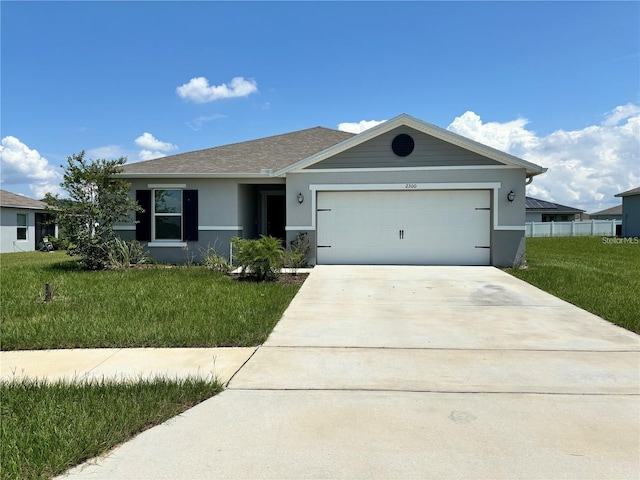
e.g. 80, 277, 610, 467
75, 237, 112, 270
283, 232, 310, 272
107, 238, 149, 269
200, 245, 232, 273
43, 236, 69, 251
232, 236, 284, 281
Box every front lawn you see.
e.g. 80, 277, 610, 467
1, 377, 222, 480
1, 251, 302, 350
507, 236, 640, 334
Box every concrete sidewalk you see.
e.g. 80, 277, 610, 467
34, 266, 640, 478
0, 347, 255, 384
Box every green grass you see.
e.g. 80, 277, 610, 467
1, 377, 222, 480
1, 251, 302, 350
507, 236, 640, 333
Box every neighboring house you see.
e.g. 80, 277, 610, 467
116, 114, 547, 267
0, 190, 56, 253
589, 205, 622, 221
615, 186, 640, 237
525, 197, 585, 222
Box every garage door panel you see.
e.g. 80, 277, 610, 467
317, 190, 491, 265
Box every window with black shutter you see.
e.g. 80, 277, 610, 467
136, 189, 198, 242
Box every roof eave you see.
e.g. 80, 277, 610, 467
118, 172, 276, 179
615, 188, 640, 197
0, 204, 47, 210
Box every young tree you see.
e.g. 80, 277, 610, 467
45, 151, 141, 269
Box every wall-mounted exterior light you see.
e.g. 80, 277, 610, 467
297, 193, 304, 204
507, 190, 515, 202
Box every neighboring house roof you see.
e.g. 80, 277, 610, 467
590, 205, 622, 216
525, 196, 585, 214
0, 190, 47, 210
120, 127, 355, 177
615, 186, 640, 197
120, 114, 547, 178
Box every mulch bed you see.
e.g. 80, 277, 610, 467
230, 273, 308, 285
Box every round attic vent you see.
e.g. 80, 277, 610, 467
391, 134, 414, 157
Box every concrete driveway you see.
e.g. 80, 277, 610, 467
63, 266, 640, 479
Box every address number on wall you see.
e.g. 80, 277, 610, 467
405, 183, 417, 189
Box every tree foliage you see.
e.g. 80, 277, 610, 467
45, 151, 141, 269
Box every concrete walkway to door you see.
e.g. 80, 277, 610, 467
63, 266, 640, 479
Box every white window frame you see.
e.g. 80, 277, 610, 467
16, 213, 28, 241
152, 189, 183, 242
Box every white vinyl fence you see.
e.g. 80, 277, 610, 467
526, 220, 621, 237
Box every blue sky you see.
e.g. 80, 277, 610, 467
2, 1, 639, 214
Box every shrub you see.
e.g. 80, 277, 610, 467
283, 232, 310, 273
200, 245, 232, 273
107, 237, 149, 269
76, 237, 112, 270
232, 236, 284, 281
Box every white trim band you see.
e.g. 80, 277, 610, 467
113, 225, 244, 231
148, 183, 187, 188
147, 242, 188, 248
304, 165, 518, 174
308, 182, 502, 192
199, 226, 243, 231
494, 226, 526, 231
285, 226, 315, 231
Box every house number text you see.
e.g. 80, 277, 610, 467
405, 183, 417, 189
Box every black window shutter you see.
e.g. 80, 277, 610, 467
136, 190, 152, 241
183, 190, 198, 241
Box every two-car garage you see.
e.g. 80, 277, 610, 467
315, 190, 491, 265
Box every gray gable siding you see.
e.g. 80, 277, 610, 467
306, 127, 501, 170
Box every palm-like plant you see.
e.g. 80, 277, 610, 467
232, 235, 284, 281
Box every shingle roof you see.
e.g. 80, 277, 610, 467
525, 196, 584, 213
0, 190, 47, 209
120, 127, 355, 176
590, 205, 622, 216
615, 186, 640, 197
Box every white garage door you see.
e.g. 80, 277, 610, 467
316, 190, 491, 265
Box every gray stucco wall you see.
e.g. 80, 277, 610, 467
621, 195, 640, 237
286, 167, 527, 267
1, 207, 37, 253
116, 177, 284, 263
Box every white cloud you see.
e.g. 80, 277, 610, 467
602, 103, 640, 127
186, 113, 227, 131
447, 105, 640, 214
338, 119, 387, 134
176, 76, 258, 103
86, 145, 130, 160
133, 133, 177, 161
135, 132, 177, 152
138, 150, 168, 161
0, 136, 62, 196
30, 182, 61, 200
447, 112, 539, 155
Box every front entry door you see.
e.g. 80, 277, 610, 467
266, 194, 286, 240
